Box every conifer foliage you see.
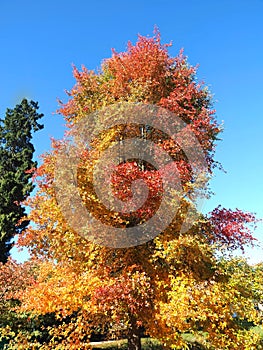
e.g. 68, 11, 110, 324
0, 99, 43, 263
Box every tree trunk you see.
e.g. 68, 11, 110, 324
127, 315, 141, 350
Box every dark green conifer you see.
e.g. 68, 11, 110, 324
0, 99, 43, 263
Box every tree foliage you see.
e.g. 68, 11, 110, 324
0, 99, 43, 263
5, 31, 262, 349
0, 259, 65, 349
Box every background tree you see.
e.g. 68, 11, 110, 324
0, 259, 63, 350
13, 31, 262, 349
0, 259, 36, 348
0, 99, 43, 263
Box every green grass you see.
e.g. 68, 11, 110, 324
90, 338, 163, 350
252, 325, 263, 337
90, 337, 206, 350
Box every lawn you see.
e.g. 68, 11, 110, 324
90, 327, 263, 350
90, 336, 205, 350
90, 338, 163, 350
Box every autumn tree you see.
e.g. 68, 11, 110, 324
0, 259, 65, 349
0, 99, 43, 263
13, 31, 262, 349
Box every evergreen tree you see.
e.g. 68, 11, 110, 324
0, 99, 43, 263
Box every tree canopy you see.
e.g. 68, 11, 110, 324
2, 31, 261, 349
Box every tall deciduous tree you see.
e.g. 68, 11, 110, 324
0, 99, 43, 263
13, 31, 262, 349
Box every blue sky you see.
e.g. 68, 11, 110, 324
0, 0, 262, 263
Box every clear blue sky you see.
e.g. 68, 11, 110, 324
0, 0, 262, 263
